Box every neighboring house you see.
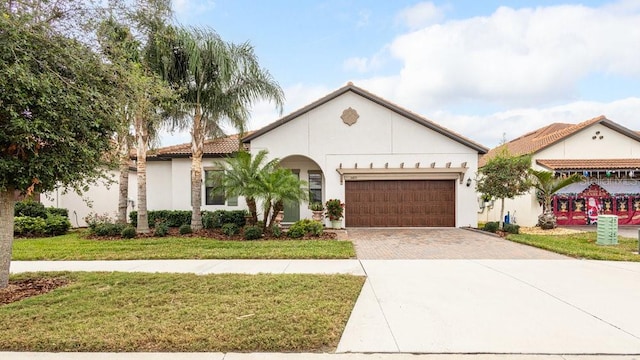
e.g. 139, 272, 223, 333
479, 116, 640, 227
41, 169, 138, 227
147, 83, 488, 227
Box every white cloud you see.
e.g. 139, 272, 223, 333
363, 3, 640, 110
343, 50, 387, 73
433, 97, 640, 149
357, 9, 371, 28
396, 2, 446, 29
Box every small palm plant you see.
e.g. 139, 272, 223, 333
325, 199, 344, 221
529, 169, 584, 229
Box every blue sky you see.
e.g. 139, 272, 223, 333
165, 0, 640, 148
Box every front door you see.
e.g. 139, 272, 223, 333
283, 170, 300, 223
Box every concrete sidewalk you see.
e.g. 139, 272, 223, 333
10, 259, 365, 275
8, 259, 640, 357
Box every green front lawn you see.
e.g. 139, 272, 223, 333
507, 232, 640, 261
1, 272, 364, 352
12, 232, 355, 260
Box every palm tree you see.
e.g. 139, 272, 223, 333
219, 150, 279, 225
259, 168, 309, 229
98, 18, 174, 233
529, 169, 584, 229
157, 27, 285, 230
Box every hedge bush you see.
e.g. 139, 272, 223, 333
94, 223, 127, 237
121, 226, 137, 239
204, 210, 248, 229
46, 207, 69, 218
222, 223, 239, 236
503, 223, 520, 234
270, 224, 282, 238
14, 216, 47, 236
43, 214, 71, 236
483, 221, 499, 233
153, 223, 169, 237
287, 219, 324, 239
14, 201, 48, 218
14, 214, 71, 237
179, 224, 192, 235
129, 210, 192, 228
243, 225, 262, 240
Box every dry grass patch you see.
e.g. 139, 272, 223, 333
0, 272, 365, 352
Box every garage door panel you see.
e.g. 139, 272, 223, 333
345, 180, 455, 227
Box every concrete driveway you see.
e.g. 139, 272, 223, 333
338, 259, 640, 354
348, 228, 566, 259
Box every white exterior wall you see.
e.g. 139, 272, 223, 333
250, 91, 481, 227
480, 123, 640, 227
42, 170, 138, 227
146, 158, 249, 213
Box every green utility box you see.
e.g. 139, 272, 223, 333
596, 215, 618, 245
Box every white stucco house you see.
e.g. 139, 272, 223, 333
41, 170, 138, 227
479, 116, 640, 227
145, 83, 488, 228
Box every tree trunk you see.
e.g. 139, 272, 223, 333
135, 117, 149, 234
499, 197, 505, 230
268, 200, 284, 229
116, 134, 130, 224
246, 197, 257, 225
190, 106, 205, 231
0, 189, 15, 288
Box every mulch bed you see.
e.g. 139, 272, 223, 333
0, 277, 70, 306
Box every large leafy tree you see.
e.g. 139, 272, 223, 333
476, 148, 532, 229
529, 169, 583, 229
154, 27, 285, 230
0, 13, 119, 287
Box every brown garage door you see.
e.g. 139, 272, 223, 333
345, 180, 455, 227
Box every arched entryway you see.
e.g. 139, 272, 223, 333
279, 155, 324, 224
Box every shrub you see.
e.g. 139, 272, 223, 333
222, 223, 239, 236
287, 224, 305, 238
179, 224, 192, 235
205, 210, 248, 229
85, 212, 115, 232
129, 210, 192, 228
202, 211, 215, 229
44, 214, 71, 236
154, 223, 169, 237
270, 224, 282, 238
94, 223, 127, 237
288, 219, 324, 238
503, 223, 520, 234
14, 216, 47, 236
483, 221, 499, 233
243, 225, 262, 240
14, 200, 47, 219
121, 226, 137, 239
46, 207, 69, 218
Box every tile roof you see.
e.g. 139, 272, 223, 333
536, 159, 640, 170
243, 82, 488, 154
480, 115, 640, 166
145, 133, 249, 158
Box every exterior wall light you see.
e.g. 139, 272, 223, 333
466, 178, 472, 187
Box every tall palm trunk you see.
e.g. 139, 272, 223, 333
0, 188, 15, 288
117, 133, 130, 224
135, 116, 150, 233
190, 105, 204, 231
